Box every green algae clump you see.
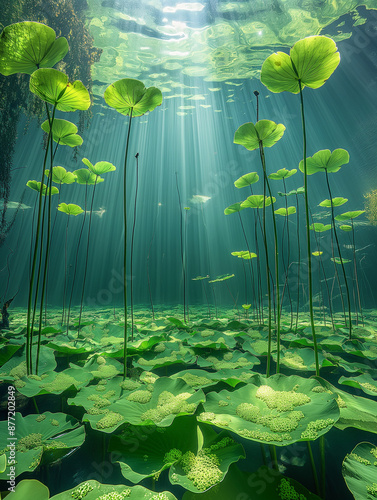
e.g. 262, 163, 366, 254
141, 391, 196, 423
71, 481, 93, 499
278, 478, 306, 500
163, 448, 183, 464
126, 390, 152, 404
119, 379, 141, 391
300, 419, 335, 440
181, 449, 223, 491
236, 403, 261, 423
18, 433, 43, 451
256, 385, 310, 411
96, 411, 124, 430
180, 373, 211, 387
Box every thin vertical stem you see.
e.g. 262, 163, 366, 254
351, 219, 364, 325
307, 441, 320, 496
175, 172, 186, 323
298, 80, 319, 377
130, 153, 139, 341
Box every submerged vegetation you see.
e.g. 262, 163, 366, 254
0, 14, 376, 500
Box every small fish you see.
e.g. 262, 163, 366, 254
0, 200, 31, 210
189, 195, 211, 204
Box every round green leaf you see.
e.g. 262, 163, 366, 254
26, 180, 59, 196
342, 442, 377, 499
234, 172, 259, 188
319, 197, 348, 207
340, 224, 352, 231
82, 157, 116, 175
335, 210, 365, 221
309, 222, 331, 232
241, 195, 275, 208
30, 68, 90, 111
41, 119, 83, 147
261, 36, 340, 94
231, 251, 257, 259
331, 257, 351, 264
104, 78, 162, 117
234, 120, 285, 151
274, 206, 296, 216
268, 168, 297, 180
8, 480, 50, 500
198, 373, 339, 446
45, 166, 76, 184
0, 22, 68, 75
299, 148, 350, 175
73, 169, 104, 185
224, 202, 245, 215
58, 203, 84, 216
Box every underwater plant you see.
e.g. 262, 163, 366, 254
104, 78, 162, 378
234, 120, 285, 376
175, 173, 188, 323
261, 35, 340, 379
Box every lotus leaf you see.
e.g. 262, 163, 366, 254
299, 149, 349, 175
73, 169, 104, 185
30, 69, 90, 111
319, 197, 348, 207
342, 442, 377, 499
0, 412, 84, 479
231, 251, 257, 259
241, 195, 275, 209
234, 120, 285, 151
278, 187, 305, 197
0, 22, 68, 75
268, 168, 297, 180
224, 202, 245, 215
260, 36, 340, 94
82, 157, 116, 175
335, 210, 365, 221
41, 119, 83, 147
331, 257, 351, 264
45, 166, 76, 184
8, 480, 50, 500
104, 78, 163, 117
27, 180, 59, 196
234, 172, 259, 188
198, 373, 339, 446
309, 223, 331, 232
58, 203, 84, 216
274, 206, 296, 216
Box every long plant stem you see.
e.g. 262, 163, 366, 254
307, 441, 320, 496
237, 211, 258, 319
26, 103, 56, 375
298, 80, 319, 376
61, 215, 70, 325
294, 193, 301, 331
130, 153, 139, 341
175, 172, 186, 323
67, 184, 88, 333
123, 110, 133, 379
259, 142, 281, 373
325, 171, 352, 338
146, 213, 157, 320
320, 435, 326, 499
78, 179, 98, 330
351, 219, 364, 325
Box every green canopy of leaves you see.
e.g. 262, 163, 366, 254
299, 149, 349, 175
234, 120, 285, 151
30, 69, 90, 111
58, 203, 84, 216
0, 22, 68, 76
41, 119, 83, 147
268, 168, 297, 180
104, 78, 163, 117
342, 442, 377, 499
45, 166, 76, 184
241, 195, 275, 209
260, 36, 340, 94
234, 172, 259, 188
26, 180, 59, 196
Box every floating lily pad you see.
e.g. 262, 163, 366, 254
73, 168, 104, 185
58, 203, 84, 216
109, 416, 244, 493
198, 373, 339, 446
338, 373, 377, 397
268, 168, 297, 180
27, 180, 59, 196
50, 480, 178, 500
45, 166, 76, 184
82, 157, 116, 175
197, 349, 259, 371
335, 210, 365, 221
224, 202, 245, 215
319, 197, 348, 207
274, 206, 296, 216
8, 480, 50, 500
342, 442, 377, 500
0, 412, 84, 479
